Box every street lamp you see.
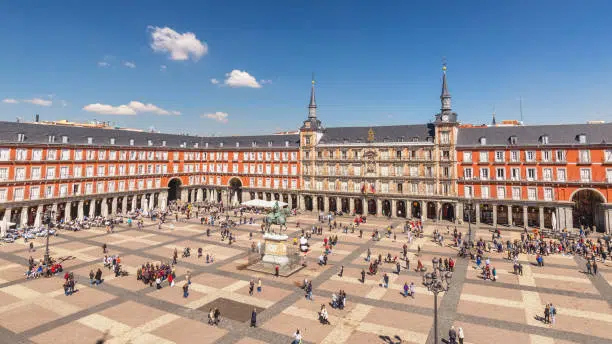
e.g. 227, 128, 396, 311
43, 209, 55, 266
423, 270, 453, 344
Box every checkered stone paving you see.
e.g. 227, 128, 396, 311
0, 212, 610, 344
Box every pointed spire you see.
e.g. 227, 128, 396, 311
308, 73, 317, 119
491, 107, 497, 126
440, 62, 451, 112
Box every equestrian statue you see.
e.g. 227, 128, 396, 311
264, 201, 290, 232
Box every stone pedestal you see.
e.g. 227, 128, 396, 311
261, 233, 290, 266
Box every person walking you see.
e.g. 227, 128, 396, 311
183, 282, 189, 298
592, 261, 598, 275
586, 260, 592, 274
458, 326, 464, 344
257, 278, 262, 293
249, 280, 255, 296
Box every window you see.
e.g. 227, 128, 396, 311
440, 131, 450, 144
46, 149, 57, 160
540, 135, 549, 144
497, 186, 506, 199
62, 136, 69, 143
579, 150, 590, 163
13, 188, 24, 201
509, 136, 518, 145
578, 134, 586, 144
478, 151, 488, 163
607, 169, 612, 183
479, 137, 487, 145
74, 149, 83, 161
463, 168, 473, 180
15, 168, 25, 181
61, 149, 70, 160
46, 167, 56, 179
542, 150, 551, 162
30, 186, 40, 200
555, 150, 566, 162
510, 151, 519, 162
496, 168, 505, 180
495, 151, 504, 162
16, 149, 27, 161
512, 187, 521, 200
526, 151, 535, 162
528, 188, 537, 200
481, 186, 489, 199
0, 148, 9, 161
463, 151, 472, 163
543, 168, 552, 181
464, 186, 473, 198
147, 140, 153, 146
73, 166, 81, 178
87, 137, 93, 144
45, 185, 54, 198
526, 168, 537, 181
60, 166, 69, 178
110, 137, 116, 145
0, 168, 7, 181
48, 135, 55, 143
544, 188, 553, 201
477, 167, 488, 180
0, 189, 6, 202
17, 133, 25, 142
557, 168, 566, 182
605, 149, 612, 163
580, 168, 591, 182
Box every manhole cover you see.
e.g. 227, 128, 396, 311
197, 298, 266, 322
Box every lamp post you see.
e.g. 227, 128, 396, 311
423, 270, 453, 344
43, 209, 55, 266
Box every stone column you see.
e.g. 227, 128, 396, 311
122, 197, 128, 214
523, 206, 528, 228
376, 198, 382, 217
313, 196, 318, 212
51, 203, 58, 218
21, 207, 28, 227
190, 189, 196, 202
64, 202, 71, 222
89, 201, 96, 218
492, 205, 498, 227
180, 189, 188, 202
197, 189, 203, 202
475, 203, 481, 225
455, 202, 463, 224
323, 197, 329, 213
406, 200, 412, 218
111, 198, 118, 214
337, 197, 342, 213
34, 205, 43, 227
77, 201, 84, 220
565, 207, 573, 230
391, 199, 397, 218
507, 205, 512, 226
421, 201, 426, 221
349, 198, 355, 214
299, 195, 305, 211
131, 196, 137, 211
1, 209, 10, 236
361, 197, 366, 215
101, 198, 108, 217
436, 201, 441, 220
539, 207, 545, 230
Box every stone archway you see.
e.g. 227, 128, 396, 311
229, 178, 243, 206
572, 189, 606, 231
396, 200, 406, 218
329, 198, 337, 212
341, 198, 350, 213
367, 199, 377, 215
304, 196, 313, 211
441, 203, 454, 221
317, 196, 324, 211
382, 200, 391, 217
427, 202, 436, 220
354, 199, 363, 215
167, 178, 182, 202
411, 201, 421, 219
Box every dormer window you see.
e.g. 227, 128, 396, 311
285, 141, 289, 147
236, 142, 240, 147
219, 142, 224, 147
578, 134, 586, 144
205, 142, 209, 148
412, 137, 419, 142
540, 135, 549, 144
509, 136, 518, 145
398, 136, 405, 142
110, 138, 116, 145
147, 140, 153, 146
194, 143, 199, 148
267, 141, 273, 147
48, 135, 55, 143
161, 140, 166, 147
61, 136, 69, 143
87, 137, 93, 144
252, 141, 257, 147
479, 137, 487, 145
343, 139, 349, 144
17, 133, 25, 142
426, 137, 433, 143
129, 139, 134, 146
181, 141, 187, 148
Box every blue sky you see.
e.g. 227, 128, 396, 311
0, 1, 611, 135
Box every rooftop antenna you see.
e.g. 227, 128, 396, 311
519, 96, 524, 123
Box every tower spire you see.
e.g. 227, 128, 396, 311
491, 106, 497, 126
440, 62, 451, 112
308, 73, 317, 119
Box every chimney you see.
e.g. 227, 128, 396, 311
35, 114, 40, 122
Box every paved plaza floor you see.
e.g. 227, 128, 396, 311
0, 212, 610, 344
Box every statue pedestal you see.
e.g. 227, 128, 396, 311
262, 233, 290, 266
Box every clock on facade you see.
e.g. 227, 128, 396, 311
442, 114, 449, 122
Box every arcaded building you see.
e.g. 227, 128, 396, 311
0, 66, 610, 232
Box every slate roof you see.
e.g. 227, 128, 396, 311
0, 121, 300, 149
319, 124, 435, 144
457, 123, 612, 147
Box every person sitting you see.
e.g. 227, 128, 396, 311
183, 247, 191, 258
318, 254, 326, 266
318, 305, 330, 324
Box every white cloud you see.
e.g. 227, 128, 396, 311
2, 98, 19, 104
82, 101, 179, 116
260, 79, 272, 85
160, 65, 167, 71
224, 70, 261, 88
202, 111, 229, 123
123, 61, 136, 68
24, 98, 52, 106
210, 78, 219, 85
148, 26, 207, 61
97, 61, 110, 68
